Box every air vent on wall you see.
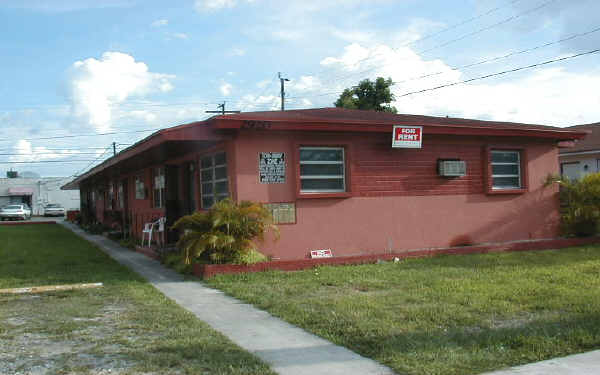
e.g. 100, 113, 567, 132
438, 160, 466, 177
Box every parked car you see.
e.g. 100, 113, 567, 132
0, 204, 32, 220
43, 203, 66, 217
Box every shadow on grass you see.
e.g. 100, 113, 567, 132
340, 311, 600, 374
392, 246, 600, 272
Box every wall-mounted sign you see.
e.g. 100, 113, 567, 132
392, 125, 423, 148
259, 152, 286, 184
264, 202, 296, 224
310, 249, 333, 258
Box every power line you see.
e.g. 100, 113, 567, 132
418, 0, 558, 55
0, 127, 163, 143
292, 0, 526, 88
0, 152, 104, 156
286, 47, 600, 102
71, 146, 113, 177
395, 25, 600, 85
315, 0, 559, 89
396, 47, 600, 98
0, 160, 104, 164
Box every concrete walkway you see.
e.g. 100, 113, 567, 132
482, 350, 600, 374
61, 222, 395, 375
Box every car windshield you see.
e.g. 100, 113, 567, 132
46, 204, 61, 208
5, 205, 22, 209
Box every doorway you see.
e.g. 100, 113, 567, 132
182, 161, 197, 215
165, 165, 181, 243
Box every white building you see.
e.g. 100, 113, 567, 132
0, 175, 80, 215
559, 122, 600, 180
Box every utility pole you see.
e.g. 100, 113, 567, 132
205, 102, 241, 115
112, 142, 116, 156
279, 72, 290, 111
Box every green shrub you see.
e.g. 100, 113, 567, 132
556, 173, 600, 236
171, 199, 278, 265
118, 237, 137, 250
83, 222, 107, 235
163, 253, 193, 274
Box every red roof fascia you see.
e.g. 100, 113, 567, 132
213, 119, 587, 141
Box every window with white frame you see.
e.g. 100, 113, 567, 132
107, 184, 114, 210
153, 167, 165, 208
491, 150, 521, 189
299, 147, 345, 193
118, 183, 124, 209
200, 152, 229, 209
135, 176, 145, 199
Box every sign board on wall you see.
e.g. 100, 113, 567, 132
392, 125, 423, 148
259, 152, 286, 184
310, 249, 333, 258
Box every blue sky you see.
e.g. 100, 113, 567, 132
0, 0, 599, 177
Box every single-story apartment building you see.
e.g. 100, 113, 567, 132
62, 108, 586, 260
559, 122, 600, 180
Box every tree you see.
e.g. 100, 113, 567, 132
334, 77, 397, 113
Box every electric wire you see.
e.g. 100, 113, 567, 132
396, 47, 600, 98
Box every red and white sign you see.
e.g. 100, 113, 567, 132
310, 249, 333, 258
392, 125, 423, 148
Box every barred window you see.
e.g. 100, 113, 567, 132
299, 147, 345, 193
200, 152, 229, 209
153, 167, 165, 208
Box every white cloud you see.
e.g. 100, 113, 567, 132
66, 51, 174, 132
289, 75, 322, 92
220, 82, 233, 96
228, 47, 246, 56
10, 140, 81, 163
317, 42, 600, 126
194, 0, 254, 11
151, 19, 168, 27
238, 94, 280, 111
169, 32, 189, 39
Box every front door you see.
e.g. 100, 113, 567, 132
165, 165, 180, 243
182, 162, 197, 215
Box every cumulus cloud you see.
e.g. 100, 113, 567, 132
220, 82, 233, 96
10, 140, 81, 163
66, 51, 174, 132
312, 42, 600, 126
151, 19, 168, 27
237, 94, 280, 112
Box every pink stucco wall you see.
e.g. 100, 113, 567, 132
234, 130, 560, 260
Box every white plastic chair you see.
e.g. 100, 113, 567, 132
142, 221, 155, 247
155, 217, 166, 248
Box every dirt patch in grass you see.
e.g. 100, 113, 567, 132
0, 296, 135, 375
0, 224, 275, 375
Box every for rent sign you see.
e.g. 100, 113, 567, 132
392, 125, 423, 148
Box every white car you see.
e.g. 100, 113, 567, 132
0, 204, 32, 221
43, 204, 65, 217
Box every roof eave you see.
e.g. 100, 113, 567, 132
213, 119, 587, 141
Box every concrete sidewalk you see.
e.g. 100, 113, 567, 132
61, 222, 394, 375
482, 350, 600, 375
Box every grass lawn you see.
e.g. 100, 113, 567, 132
0, 224, 275, 375
208, 246, 600, 375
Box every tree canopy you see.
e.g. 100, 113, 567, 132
334, 77, 397, 113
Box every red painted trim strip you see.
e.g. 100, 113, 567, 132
193, 236, 600, 279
